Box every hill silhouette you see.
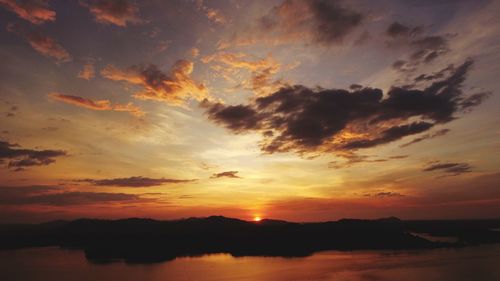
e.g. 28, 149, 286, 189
1, 216, 499, 263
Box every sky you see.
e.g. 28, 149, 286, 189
0, 0, 499, 223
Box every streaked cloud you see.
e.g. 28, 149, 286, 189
0, 185, 143, 206
0, 140, 66, 171
423, 161, 472, 176
77, 176, 196, 187
49, 92, 144, 117
400, 129, 450, 148
210, 171, 241, 179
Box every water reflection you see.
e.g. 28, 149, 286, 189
1, 245, 499, 281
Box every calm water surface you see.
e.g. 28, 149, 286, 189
1, 245, 500, 281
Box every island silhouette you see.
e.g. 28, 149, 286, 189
1, 216, 499, 263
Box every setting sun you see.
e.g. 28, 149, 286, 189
253, 216, 262, 222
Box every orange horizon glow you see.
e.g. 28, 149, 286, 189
0, 0, 499, 224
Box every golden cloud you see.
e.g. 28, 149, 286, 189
101, 60, 208, 105
49, 92, 144, 117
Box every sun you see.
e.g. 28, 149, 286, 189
253, 216, 262, 222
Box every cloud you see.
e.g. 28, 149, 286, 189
386, 21, 422, 39
423, 161, 472, 176
219, 0, 363, 48
78, 61, 95, 80
203, 60, 487, 155
0, 185, 142, 206
80, 0, 142, 27
202, 52, 283, 96
190, 47, 200, 58
101, 60, 208, 105
307, 0, 363, 44
386, 22, 450, 72
342, 122, 434, 149
400, 128, 450, 147
7, 23, 71, 63
196, 0, 226, 24
210, 171, 241, 179
0, 0, 55, 24
0, 140, 66, 170
205, 8, 226, 24
76, 176, 196, 187
328, 152, 408, 169
364, 191, 405, 198
49, 92, 144, 117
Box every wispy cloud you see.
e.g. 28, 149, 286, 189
7, 23, 71, 63
0, 185, 144, 206
0, 0, 55, 24
423, 161, 473, 176
49, 93, 144, 117
77, 176, 196, 187
0, 140, 66, 171
211, 171, 241, 179
80, 0, 143, 27
78, 60, 96, 80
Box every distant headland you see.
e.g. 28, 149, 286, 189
1, 216, 499, 263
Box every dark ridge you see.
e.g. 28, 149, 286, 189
0, 216, 499, 263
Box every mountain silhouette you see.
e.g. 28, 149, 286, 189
1, 216, 499, 263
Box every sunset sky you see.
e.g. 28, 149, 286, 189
1, 0, 499, 223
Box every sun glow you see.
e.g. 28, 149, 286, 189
253, 216, 262, 222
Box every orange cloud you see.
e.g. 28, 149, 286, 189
196, 0, 226, 24
202, 52, 283, 96
78, 61, 95, 80
80, 0, 143, 27
0, 0, 55, 24
49, 92, 144, 117
101, 60, 208, 105
7, 23, 71, 63
205, 8, 226, 24
217, 0, 363, 49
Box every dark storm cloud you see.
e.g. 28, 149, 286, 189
423, 162, 472, 176
77, 176, 196, 187
203, 60, 486, 155
0, 185, 142, 206
400, 128, 450, 147
6, 23, 71, 63
210, 171, 241, 179
0, 140, 66, 170
80, 0, 142, 27
0, 0, 55, 24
